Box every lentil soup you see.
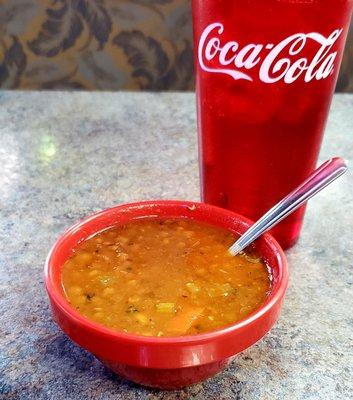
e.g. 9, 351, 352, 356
61, 219, 271, 337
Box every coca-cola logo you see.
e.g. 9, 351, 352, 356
198, 23, 343, 83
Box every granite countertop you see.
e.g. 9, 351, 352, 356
0, 92, 352, 400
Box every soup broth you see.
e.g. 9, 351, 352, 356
61, 219, 271, 337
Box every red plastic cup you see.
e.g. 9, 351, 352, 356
192, 0, 353, 249
45, 200, 288, 389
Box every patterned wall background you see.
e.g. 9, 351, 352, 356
0, 0, 352, 91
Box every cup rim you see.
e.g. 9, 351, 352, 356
44, 200, 288, 345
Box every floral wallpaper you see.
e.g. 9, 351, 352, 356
0, 0, 352, 91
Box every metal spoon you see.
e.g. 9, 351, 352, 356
228, 157, 347, 256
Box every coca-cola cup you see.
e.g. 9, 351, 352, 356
192, 0, 353, 249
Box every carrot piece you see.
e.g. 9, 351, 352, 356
166, 307, 204, 334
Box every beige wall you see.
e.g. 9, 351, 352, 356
0, 0, 352, 91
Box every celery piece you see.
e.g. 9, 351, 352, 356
156, 303, 176, 313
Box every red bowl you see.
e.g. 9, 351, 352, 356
44, 200, 288, 389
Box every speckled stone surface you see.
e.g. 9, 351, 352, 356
0, 92, 352, 400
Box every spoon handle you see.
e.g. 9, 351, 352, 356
229, 157, 347, 256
